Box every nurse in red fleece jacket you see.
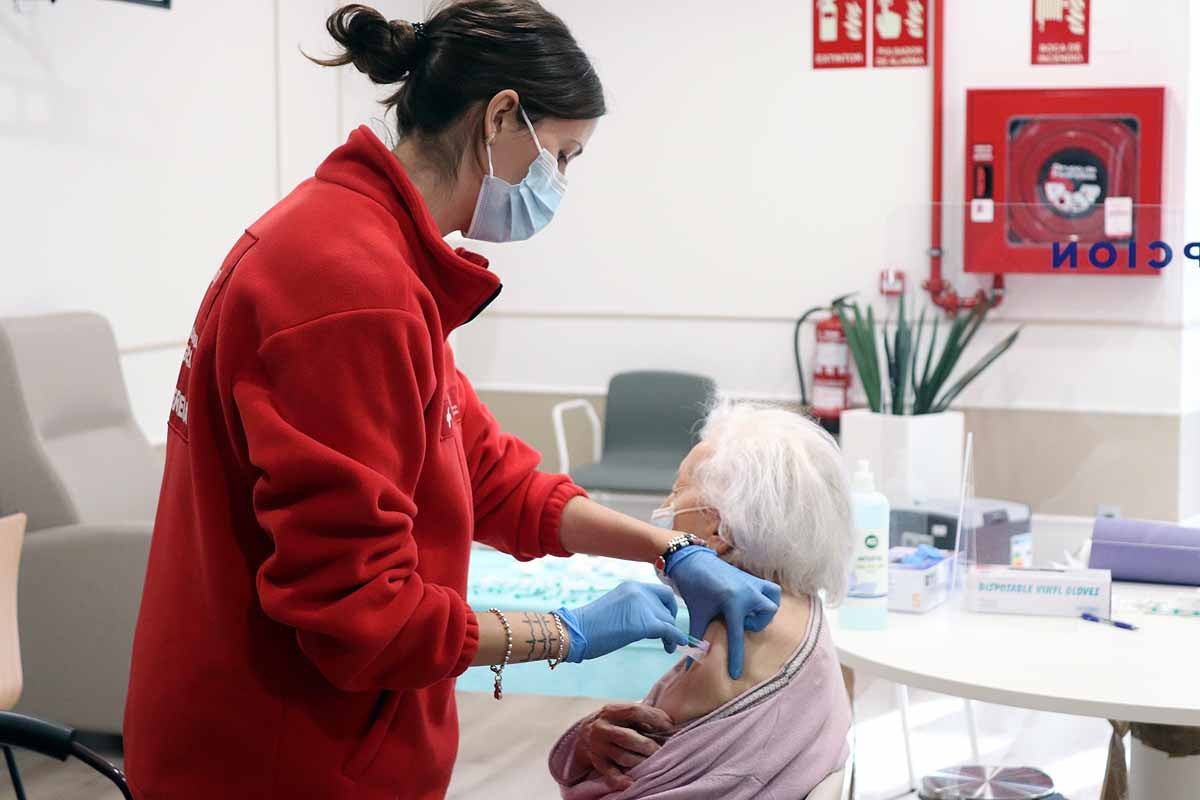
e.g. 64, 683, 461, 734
124, 3, 780, 799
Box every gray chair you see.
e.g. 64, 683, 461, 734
552, 371, 716, 495
0, 312, 161, 734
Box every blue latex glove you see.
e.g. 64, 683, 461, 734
899, 544, 945, 570
665, 546, 782, 680
556, 582, 689, 663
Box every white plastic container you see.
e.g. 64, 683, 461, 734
843, 460, 890, 629
888, 547, 955, 613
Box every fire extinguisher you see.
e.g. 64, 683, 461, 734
794, 293, 856, 435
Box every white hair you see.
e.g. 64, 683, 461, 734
693, 399, 855, 603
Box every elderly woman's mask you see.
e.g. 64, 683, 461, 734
652, 504, 735, 601
650, 504, 710, 531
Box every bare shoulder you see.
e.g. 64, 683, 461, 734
651, 620, 740, 726
651, 595, 813, 727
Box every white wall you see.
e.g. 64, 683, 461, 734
1184, 0, 1200, 417
3, 0, 1195, 442
0, 0, 282, 340
452, 0, 1196, 420
459, 2, 931, 321
0, 0, 414, 444
278, 0, 343, 194
456, 0, 932, 405
2, 0, 277, 442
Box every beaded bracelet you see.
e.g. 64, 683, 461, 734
547, 612, 567, 670
488, 608, 512, 700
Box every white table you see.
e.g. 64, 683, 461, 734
829, 582, 1200, 799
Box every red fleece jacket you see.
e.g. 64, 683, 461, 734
123, 126, 586, 800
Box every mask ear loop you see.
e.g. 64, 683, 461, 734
699, 508, 736, 552
520, 104, 568, 189
519, 105, 544, 153
671, 506, 714, 518
673, 506, 729, 546
716, 523, 737, 551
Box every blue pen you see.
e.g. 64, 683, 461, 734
1081, 612, 1138, 631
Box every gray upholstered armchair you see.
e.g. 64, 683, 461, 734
0, 312, 162, 734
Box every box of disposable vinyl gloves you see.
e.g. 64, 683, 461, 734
965, 566, 1112, 618
888, 546, 955, 613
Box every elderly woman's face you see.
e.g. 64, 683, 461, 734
659, 442, 731, 556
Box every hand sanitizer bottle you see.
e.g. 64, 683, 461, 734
842, 460, 889, 630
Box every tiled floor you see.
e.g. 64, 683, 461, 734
0, 680, 1112, 799
845, 676, 1110, 800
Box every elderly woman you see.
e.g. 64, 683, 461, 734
548, 402, 855, 799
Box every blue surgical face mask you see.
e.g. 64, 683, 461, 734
465, 106, 567, 243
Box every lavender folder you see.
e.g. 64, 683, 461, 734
1089, 517, 1200, 586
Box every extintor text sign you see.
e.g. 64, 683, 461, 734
872, 0, 928, 67
1032, 0, 1089, 65
813, 0, 867, 69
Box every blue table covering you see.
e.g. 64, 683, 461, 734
458, 548, 690, 700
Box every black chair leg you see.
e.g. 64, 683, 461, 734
3, 745, 26, 800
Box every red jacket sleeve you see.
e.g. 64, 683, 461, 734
233, 308, 479, 692
456, 370, 587, 561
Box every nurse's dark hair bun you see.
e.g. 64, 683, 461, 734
314, 5, 425, 84
311, 2, 605, 179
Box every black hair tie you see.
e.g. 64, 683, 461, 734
400, 20, 430, 68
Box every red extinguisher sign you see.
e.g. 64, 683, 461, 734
813, 0, 867, 69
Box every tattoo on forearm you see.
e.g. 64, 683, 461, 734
518, 612, 561, 662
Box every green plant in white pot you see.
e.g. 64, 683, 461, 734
834, 295, 1020, 505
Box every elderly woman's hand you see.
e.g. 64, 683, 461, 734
573, 703, 674, 791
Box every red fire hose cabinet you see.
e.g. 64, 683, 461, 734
964, 87, 1165, 276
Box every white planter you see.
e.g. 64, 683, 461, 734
839, 409, 964, 506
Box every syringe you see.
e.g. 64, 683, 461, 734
678, 635, 710, 662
